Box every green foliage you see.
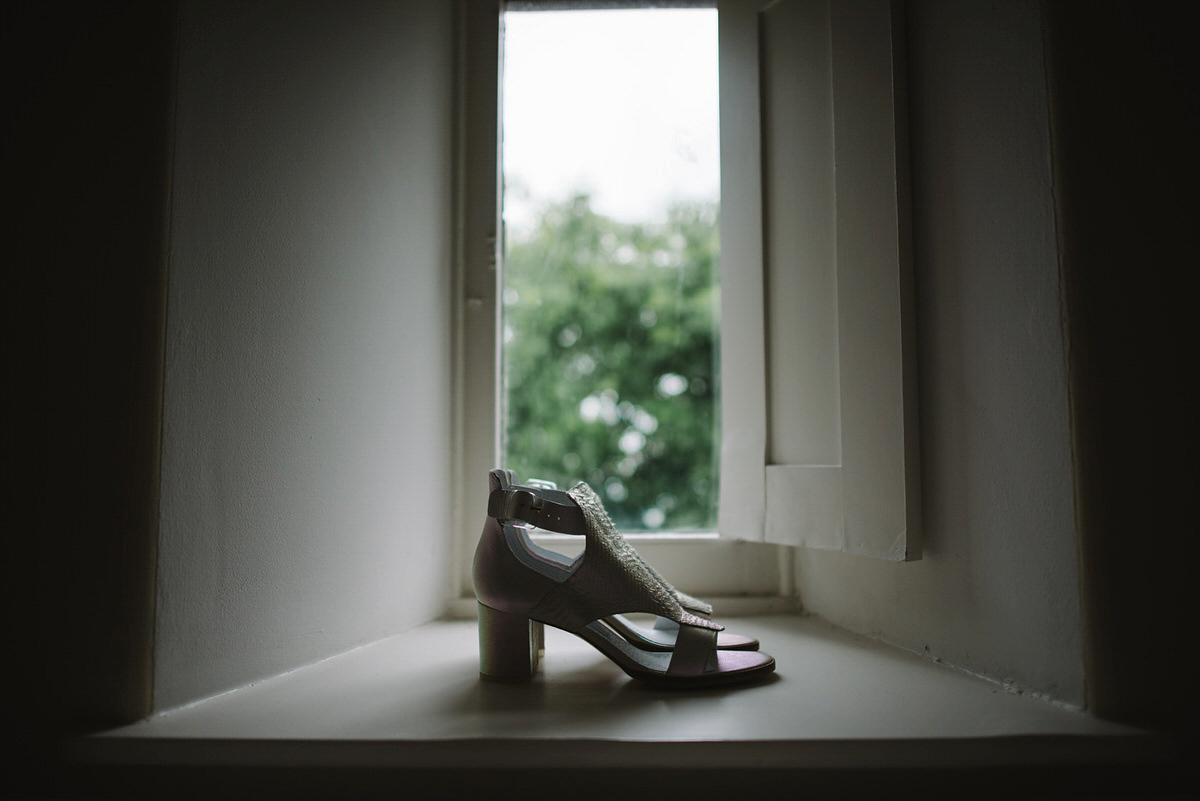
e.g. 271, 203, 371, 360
501, 194, 720, 530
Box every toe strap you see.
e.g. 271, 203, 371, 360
666, 624, 718, 677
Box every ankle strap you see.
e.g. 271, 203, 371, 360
488, 485, 587, 535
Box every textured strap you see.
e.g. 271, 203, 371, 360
666, 624, 718, 677
529, 482, 722, 634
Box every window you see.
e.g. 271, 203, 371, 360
499, 7, 722, 533
454, 0, 920, 602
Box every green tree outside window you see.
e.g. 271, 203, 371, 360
502, 193, 720, 531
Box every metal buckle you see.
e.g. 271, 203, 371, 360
503, 489, 543, 521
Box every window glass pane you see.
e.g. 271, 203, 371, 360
500, 8, 720, 531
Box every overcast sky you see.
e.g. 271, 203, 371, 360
501, 8, 720, 232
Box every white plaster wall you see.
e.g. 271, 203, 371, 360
155, 0, 455, 710
792, 1, 1085, 704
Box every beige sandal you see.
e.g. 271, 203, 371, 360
474, 469, 774, 687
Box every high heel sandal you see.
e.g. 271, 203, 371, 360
474, 469, 775, 686
488, 471, 760, 652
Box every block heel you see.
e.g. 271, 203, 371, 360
477, 602, 540, 682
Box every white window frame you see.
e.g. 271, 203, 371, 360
452, 0, 921, 599
451, 0, 503, 601
718, 0, 921, 560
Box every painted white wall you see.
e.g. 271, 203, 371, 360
791, 0, 1085, 705
155, 0, 456, 710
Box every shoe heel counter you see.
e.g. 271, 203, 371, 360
472, 515, 557, 615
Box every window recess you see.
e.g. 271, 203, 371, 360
718, 0, 921, 559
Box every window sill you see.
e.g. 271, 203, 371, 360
69, 615, 1171, 794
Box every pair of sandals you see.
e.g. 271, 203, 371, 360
473, 469, 775, 687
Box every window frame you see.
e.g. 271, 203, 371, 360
453, 0, 780, 600
718, 0, 921, 560
452, 0, 921, 602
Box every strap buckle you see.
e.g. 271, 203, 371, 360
487, 487, 541, 521
486, 484, 587, 535
504, 489, 542, 520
